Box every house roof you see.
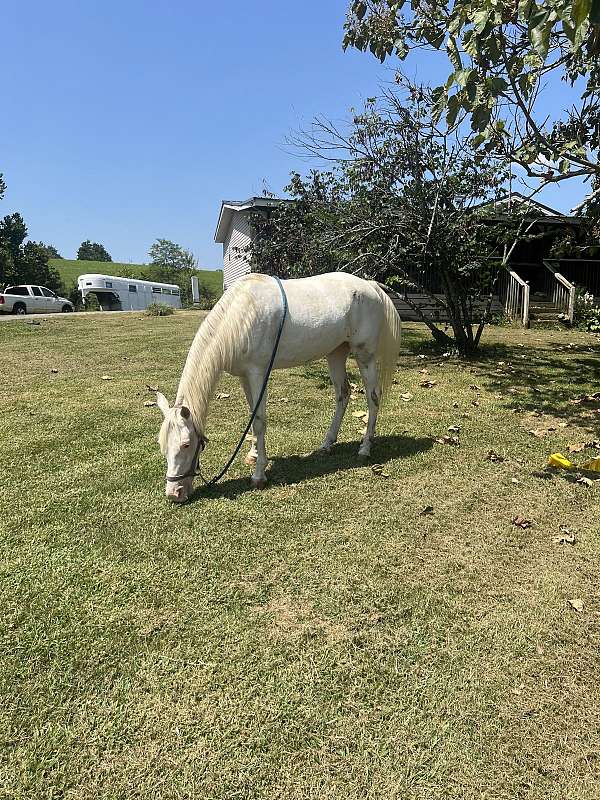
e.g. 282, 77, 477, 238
214, 197, 288, 243
473, 191, 577, 219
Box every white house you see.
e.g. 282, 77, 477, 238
214, 197, 286, 290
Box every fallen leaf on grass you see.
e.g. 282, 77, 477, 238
568, 598, 584, 612
568, 443, 586, 453
453, 402, 459, 409
571, 392, 600, 405
143, 400, 156, 407
146, 384, 158, 392
100, 375, 113, 381
577, 476, 593, 487
400, 392, 413, 402
528, 429, 547, 438
447, 425, 460, 434
553, 528, 576, 545
512, 515, 533, 529
419, 505, 434, 516
50, 368, 58, 374
420, 379, 437, 388
471, 400, 480, 407
469, 384, 481, 391
215, 392, 230, 400
371, 464, 390, 478
511, 478, 520, 484
486, 450, 504, 463
435, 435, 460, 446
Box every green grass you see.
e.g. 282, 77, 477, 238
1, 314, 599, 799
50, 258, 223, 296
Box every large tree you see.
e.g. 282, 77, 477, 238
77, 240, 112, 261
344, 0, 600, 207
148, 239, 197, 270
0, 214, 62, 292
248, 91, 529, 354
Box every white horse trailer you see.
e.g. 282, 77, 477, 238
77, 273, 182, 312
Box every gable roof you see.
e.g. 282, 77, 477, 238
474, 191, 567, 218
214, 197, 288, 243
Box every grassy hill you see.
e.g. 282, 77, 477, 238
50, 259, 223, 297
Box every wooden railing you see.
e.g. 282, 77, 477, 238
498, 267, 530, 327
543, 260, 576, 324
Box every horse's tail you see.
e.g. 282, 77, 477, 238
372, 282, 402, 404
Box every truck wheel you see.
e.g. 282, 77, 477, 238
62, 305, 73, 313
13, 303, 26, 315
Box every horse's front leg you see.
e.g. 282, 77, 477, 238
320, 343, 350, 452
239, 375, 258, 466
356, 355, 381, 459
244, 369, 269, 489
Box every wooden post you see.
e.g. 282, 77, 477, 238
523, 282, 530, 328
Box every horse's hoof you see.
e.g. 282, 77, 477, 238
251, 478, 267, 490
244, 453, 257, 466
319, 444, 332, 455
358, 451, 370, 461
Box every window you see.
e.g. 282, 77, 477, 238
105, 281, 113, 288
31, 286, 43, 296
161, 288, 171, 294
41, 288, 55, 298
152, 287, 162, 294
171, 288, 180, 295
5, 286, 28, 295
128, 284, 137, 293
85, 282, 92, 286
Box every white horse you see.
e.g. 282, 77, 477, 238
157, 272, 402, 502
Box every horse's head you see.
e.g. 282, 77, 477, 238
156, 392, 206, 503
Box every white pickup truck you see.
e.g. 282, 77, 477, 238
0, 285, 74, 315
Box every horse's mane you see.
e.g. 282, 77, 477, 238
175, 275, 264, 433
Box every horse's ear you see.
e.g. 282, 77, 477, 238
156, 392, 170, 417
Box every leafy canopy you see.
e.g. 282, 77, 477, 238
344, 0, 600, 197
248, 91, 525, 353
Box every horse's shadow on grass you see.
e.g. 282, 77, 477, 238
189, 434, 432, 503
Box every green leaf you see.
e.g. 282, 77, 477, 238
473, 9, 491, 32
354, 1, 367, 20
454, 68, 476, 87
447, 35, 463, 69
530, 20, 551, 57
572, 0, 591, 28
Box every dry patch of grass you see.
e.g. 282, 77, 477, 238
0, 313, 599, 799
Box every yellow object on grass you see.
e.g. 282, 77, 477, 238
547, 453, 574, 470
582, 456, 600, 472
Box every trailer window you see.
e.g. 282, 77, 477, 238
152, 287, 162, 293
171, 288, 180, 295
105, 281, 113, 288
128, 285, 137, 293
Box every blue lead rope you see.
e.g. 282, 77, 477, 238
198, 276, 288, 487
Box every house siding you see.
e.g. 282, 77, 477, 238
223, 212, 253, 289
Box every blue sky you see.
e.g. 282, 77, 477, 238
1, 1, 586, 269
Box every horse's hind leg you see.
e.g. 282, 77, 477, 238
356, 354, 381, 458
240, 375, 258, 466
319, 343, 350, 453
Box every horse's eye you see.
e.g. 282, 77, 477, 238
181, 442, 190, 449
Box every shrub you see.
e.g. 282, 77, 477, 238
146, 302, 175, 317
574, 289, 600, 331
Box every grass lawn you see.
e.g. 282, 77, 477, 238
50, 259, 224, 297
1, 312, 599, 800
